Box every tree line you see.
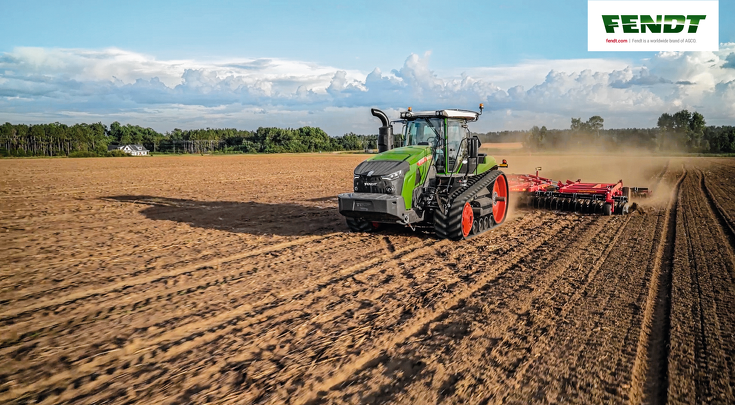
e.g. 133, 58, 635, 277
0, 121, 378, 157
476, 110, 735, 154
2, 110, 734, 157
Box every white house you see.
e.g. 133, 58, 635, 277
114, 144, 149, 156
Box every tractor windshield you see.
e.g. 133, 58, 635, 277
404, 118, 443, 146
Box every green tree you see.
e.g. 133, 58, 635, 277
688, 111, 706, 150
587, 116, 604, 140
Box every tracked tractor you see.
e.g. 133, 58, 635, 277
338, 105, 509, 240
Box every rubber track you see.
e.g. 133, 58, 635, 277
629, 166, 687, 405
434, 170, 502, 240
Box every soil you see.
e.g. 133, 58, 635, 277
0, 154, 733, 404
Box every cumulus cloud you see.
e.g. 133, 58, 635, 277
723, 52, 735, 69
1, 44, 734, 134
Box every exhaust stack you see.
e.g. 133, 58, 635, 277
371, 108, 393, 152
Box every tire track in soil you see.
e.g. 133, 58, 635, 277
0, 198, 344, 292
628, 166, 686, 405
0, 227, 243, 283
294, 214, 590, 405
1, 213, 547, 404
0, 235, 383, 350
651, 159, 671, 193
0, 229, 429, 357
488, 213, 645, 404
700, 170, 735, 251
666, 168, 735, 404
54, 214, 569, 405
0, 235, 446, 403
0, 232, 369, 317
0, 233, 350, 322
321, 210, 637, 405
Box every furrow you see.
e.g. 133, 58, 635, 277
628, 166, 686, 405
0, 233, 342, 321
0, 235, 383, 349
0, 237, 443, 402
0, 232, 362, 311
294, 214, 581, 405
699, 169, 735, 253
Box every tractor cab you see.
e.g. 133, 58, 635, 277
398, 108, 484, 175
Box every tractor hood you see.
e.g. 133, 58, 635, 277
368, 145, 431, 166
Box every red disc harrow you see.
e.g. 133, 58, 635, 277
506, 167, 650, 215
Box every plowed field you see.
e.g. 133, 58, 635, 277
1, 154, 734, 404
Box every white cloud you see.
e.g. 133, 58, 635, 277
1, 45, 734, 135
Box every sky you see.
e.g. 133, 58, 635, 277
0, 0, 734, 135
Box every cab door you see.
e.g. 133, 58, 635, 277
445, 119, 466, 173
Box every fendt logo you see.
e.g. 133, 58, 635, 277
602, 15, 706, 34
588, 1, 718, 51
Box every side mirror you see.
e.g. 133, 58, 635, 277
468, 136, 481, 159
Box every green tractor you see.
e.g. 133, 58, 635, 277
338, 105, 509, 240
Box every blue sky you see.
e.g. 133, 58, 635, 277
1, 0, 734, 134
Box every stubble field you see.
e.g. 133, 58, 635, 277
1, 154, 734, 404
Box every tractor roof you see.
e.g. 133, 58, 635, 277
399, 109, 480, 121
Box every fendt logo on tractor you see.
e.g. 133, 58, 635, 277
588, 1, 718, 51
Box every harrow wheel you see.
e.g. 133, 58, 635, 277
603, 203, 612, 216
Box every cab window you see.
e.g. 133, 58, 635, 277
405, 118, 443, 146
446, 120, 465, 171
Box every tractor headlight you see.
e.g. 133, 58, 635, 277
381, 170, 402, 181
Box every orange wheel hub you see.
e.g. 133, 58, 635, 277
493, 174, 508, 224
461, 202, 474, 238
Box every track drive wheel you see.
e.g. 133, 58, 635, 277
346, 217, 379, 233
434, 200, 473, 241
461, 202, 474, 238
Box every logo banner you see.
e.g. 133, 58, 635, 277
588, 1, 719, 51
